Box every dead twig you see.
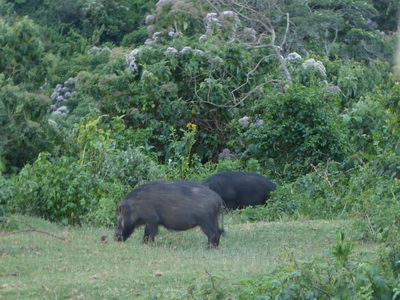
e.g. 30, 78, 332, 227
0, 218, 70, 242
310, 163, 333, 188
0, 271, 20, 277
205, 270, 221, 296
364, 212, 376, 236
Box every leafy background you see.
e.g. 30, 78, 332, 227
0, 0, 399, 298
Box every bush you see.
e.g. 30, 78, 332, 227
243, 84, 348, 179
8, 153, 128, 225
0, 176, 14, 217
98, 147, 164, 187
3, 114, 171, 225
0, 85, 60, 174
0, 17, 49, 88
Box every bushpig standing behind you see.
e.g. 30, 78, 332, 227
202, 171, 276, 210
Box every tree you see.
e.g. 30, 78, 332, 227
0, 85, 59, 174
0, 17, 51, 89
371, 0, 399, 32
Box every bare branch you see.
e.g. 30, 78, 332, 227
231, 55, 273, 96
310, 163, 333, 188
212, 0, 292, 83
196, 79, 283, 108
199, 0, 294, 107
279, 13, 290, 49
272, 46, 292, 83
324, 27, 339, 57
0, 218, 71, 242
205, 270, 222, 296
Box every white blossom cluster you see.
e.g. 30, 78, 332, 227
85, 0, 129, 12
144, 28, 178, 46
155, 0, 176, 14
208, 56, 223, 65
50, 105, 70, 118
239, 116, 264, 128
126, 46, 206, 73
163, 46, 203, 56
302, 59, 327, 77
239, 116, 250, 128
87, 46, 112, 56
179, 46, 192, 55
218, 148, 238, 160
145, 14, 156, 25
285, 52, 302, 61
240, 27, 257, 43
126, 49, 140, 72
154, 0, 197, 20
255, 119, 264, 126
164, 47, 178, 55
144, 0, 197, 45
204, 12, 219, 37
163, 46, 205, 58
219, 11, 241, 33
200, 11, 241, 42
321, 81, 342, 94
49, 78, 77, 118
193, 49, 204, 55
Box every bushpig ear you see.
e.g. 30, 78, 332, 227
117, 204, 124, 215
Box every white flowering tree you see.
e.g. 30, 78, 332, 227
53, 0, 393, 170
81, 0, 338, 163
135, 0, 294, 111
205, 0, 292, 83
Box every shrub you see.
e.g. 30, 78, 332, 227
243, 84, 348, 179
3, 114, 169, 225
0, 85, 60, 174
0, 176, 14, 217
8, 153, 128, 225
98, 147, 164, 187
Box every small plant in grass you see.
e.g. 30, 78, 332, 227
329, 229, 355, 267
187, 272, 228, 300
160, 122, 199, 180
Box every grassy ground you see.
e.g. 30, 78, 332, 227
0, 215, 375, 299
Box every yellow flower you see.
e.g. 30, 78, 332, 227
186, 122, 197, 130
81, 124, 86, 128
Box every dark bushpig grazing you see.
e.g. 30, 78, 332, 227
114, 180, 224, 248
202, 171, 276, 210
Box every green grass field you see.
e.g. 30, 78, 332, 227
0, 215, 375, 299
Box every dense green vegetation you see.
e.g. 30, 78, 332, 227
1, 0, 399, 298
